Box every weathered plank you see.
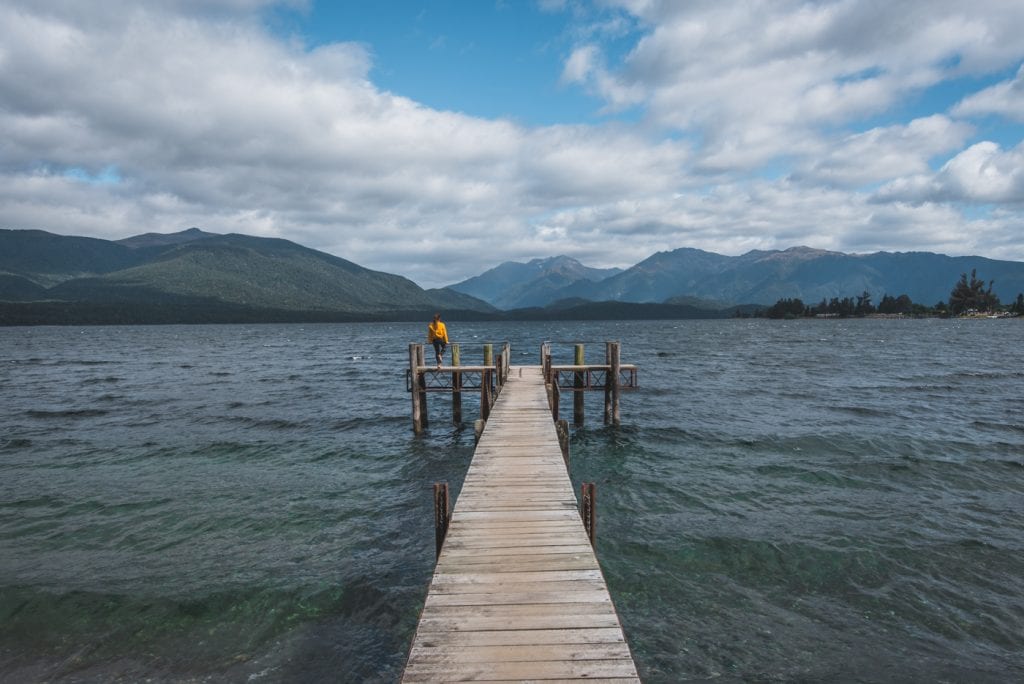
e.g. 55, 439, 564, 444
402, 366, 639, 682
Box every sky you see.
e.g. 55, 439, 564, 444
2, 1, 1023, 288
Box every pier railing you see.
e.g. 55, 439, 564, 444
407, 341, 636, 433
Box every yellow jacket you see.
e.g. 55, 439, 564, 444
427, 320, 448, 344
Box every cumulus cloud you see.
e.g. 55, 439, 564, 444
793, 116, 974, 188
874, 141, 1024, 205
953, 64, 1024, 122
579, 0, 1024, 168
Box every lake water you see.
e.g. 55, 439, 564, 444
1, 320, 1022, 682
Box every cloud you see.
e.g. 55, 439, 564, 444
874, 141, 1024, 205
578, 1, 1024, 168
953, 63, 1024, 122
793, 115, 975, 188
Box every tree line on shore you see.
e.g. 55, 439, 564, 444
759, 270, 1024, 319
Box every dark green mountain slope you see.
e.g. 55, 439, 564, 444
0, 229, 144, 285
1, 229, 494, 322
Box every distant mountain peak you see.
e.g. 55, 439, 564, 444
117, 227, 219, 249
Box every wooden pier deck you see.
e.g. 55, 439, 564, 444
402, 365, 639, 683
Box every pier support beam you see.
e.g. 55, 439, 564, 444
409, 343, 422, 434
451, 344, 462, 424
580, 482, 596, 546
574, 344, 585, 426
608, 341, 621, 426
416, 344, 428, 429
433, 482, 450, 559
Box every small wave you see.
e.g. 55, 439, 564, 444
210, 371, 232, 377
972, 420, 1024, 435
831, 405, 889, 418
26, 408, 108, 419
1, 438, 33, 450
81, 376, 122, 385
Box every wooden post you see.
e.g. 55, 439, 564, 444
474, 418, 485, 443
409, 343, 422, 433
573, 343, 585, 427
580, 482, 596, 546
434, 482, 450, 559
610, 341, 621, 426
557, 419, 570, 467
480, 369, 491, 421
416, 344, 428, 429
502, 342, 510, 383
483, 343, 493, 367
451, 343, 462, 425
604, 341, 612, 425
551, 379, 560, 421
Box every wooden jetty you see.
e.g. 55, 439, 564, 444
403, 344, 640, 682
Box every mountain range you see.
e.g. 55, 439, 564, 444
449, 246, 1024, 309
3, 227, 1024, 325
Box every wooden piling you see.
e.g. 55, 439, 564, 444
610, 341, 621, 426
433, 482, 450, 559
551, 378, 560, 421
574, 343, 585, 426
557, 418, 570, 467
480, 369, 491, 421
416, 344, 429, 429
451, 343, 462, 424
409, 343, 422, 433
580, 482, 596, 546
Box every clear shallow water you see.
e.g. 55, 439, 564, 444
1, 320, 1022, 682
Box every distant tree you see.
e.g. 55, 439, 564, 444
766, 297, 806, 319
878, 293, 914, 314
949, 269, 999, 315
1013, 293, 1024, 314
855, 291, 875, 315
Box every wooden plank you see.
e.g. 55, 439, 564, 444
402, 365, 638, 683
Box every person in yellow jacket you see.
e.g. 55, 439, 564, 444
427, 313, 449, 367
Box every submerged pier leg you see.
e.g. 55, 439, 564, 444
574, 343, 585, 426
409, 343, 422, 433
451, 343, 462, 425
416, 344, 428, 429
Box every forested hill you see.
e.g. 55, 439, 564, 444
0, 229, 494, 324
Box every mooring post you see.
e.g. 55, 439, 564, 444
474, 418, 485, 443
502, 342, 511, 383
480, 369, 491, 421
451, 343, 462, 425
551, 378, 560, 421
557, 419, 570, 467
409, 343, 422, 433
573, 344, 585, 426
580, 482, 596, 546
416, 343, 429, 429
610, 341, 621, 426
495, 352, 503, 393
604, 341, 612, 425
434, 482, 450, 559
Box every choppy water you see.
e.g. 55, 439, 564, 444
1, 320, 1022, 682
